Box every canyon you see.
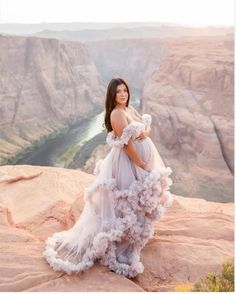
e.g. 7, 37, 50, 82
0, 26, 234, 292
0, 30, 233, 202
0, 35, 104, 164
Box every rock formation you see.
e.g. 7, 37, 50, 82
86, 38, 169, 89
81, 143, 110, 174
0, 35, 104, 164
141, 34, 234, 202
0, 165, 233, 291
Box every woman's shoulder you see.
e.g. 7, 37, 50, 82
110, 108, 129, 133
110, 108, 127, 121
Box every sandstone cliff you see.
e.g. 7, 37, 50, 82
0, 35, 104, 164
141, 34, 234, 202
0, 165, 233, 291
86, 38, 169, 90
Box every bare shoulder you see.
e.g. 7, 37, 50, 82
110, 108, 129, 136
110, 108, 127, 122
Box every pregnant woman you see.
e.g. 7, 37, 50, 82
43, 77, 174, 278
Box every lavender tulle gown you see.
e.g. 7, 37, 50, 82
43, 114, 173, 278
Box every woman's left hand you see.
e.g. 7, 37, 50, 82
137, 126, 151, 140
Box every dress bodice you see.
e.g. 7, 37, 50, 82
106, 114, 152, 148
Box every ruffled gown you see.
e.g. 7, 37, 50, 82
43, 114, 173, 278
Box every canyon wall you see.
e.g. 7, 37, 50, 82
141, 34, 234, 202
0, 35, 104, 164
86, 39, 169, 90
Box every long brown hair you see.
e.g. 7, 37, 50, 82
104, 78, 130, 132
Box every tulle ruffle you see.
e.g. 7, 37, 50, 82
141, 113, 152, 127
106, 114, 152, 149
43, 165, 173, 278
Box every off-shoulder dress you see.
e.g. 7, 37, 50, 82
43, 114, 173, 278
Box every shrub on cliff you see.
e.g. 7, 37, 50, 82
175, 259, 234, 292
193, 259, 234, 292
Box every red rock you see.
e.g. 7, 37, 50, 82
142, 35, 234, 202
0, 35, 104, 164
0, 165, 233, 291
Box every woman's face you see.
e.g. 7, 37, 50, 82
115, 83, 128, 107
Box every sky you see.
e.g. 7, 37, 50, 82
0, 0, 234, 27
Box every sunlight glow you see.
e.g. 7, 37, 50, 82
0, 0, 234, 27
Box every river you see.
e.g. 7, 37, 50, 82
16, 111, 105, 168
15, 93, 140, 168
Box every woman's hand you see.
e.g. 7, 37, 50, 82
136, 126, 151, 141
138, 160, 146, 169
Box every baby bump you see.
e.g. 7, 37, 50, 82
134, 137, 165, 170
133, 137, 152, 163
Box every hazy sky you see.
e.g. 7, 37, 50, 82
0, 0, 234, 26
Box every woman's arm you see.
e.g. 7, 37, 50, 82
111, 109, 146, 169
136, 125, 151, 140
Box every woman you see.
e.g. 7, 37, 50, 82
43, 77, 173, 278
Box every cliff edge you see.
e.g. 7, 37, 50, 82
0, 165, 233, 291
